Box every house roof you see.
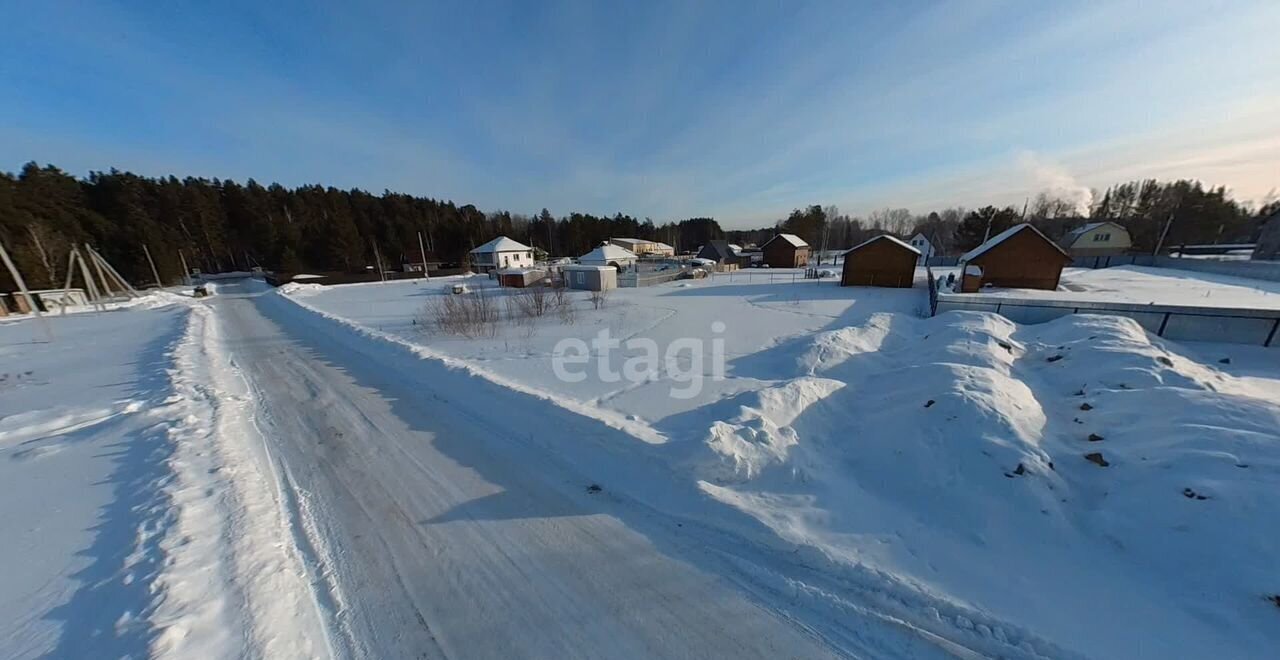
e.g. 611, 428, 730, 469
609, 237, 648, 247
496, 267, 545, 276
562, 264, 613, 272
700, 240, 740, 259
1064, 221, 1127, 245
580, 244, 638, 262
471, 236, 532, 253
764, 233, 809, 248
844, 234, 921, 256
908, 232, 932, 244
960, 223, 1070, 263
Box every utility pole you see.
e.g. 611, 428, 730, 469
143, 244, 163, 288
87, 243, 112, 297
178, 249, 191, 286
0, 239, 51, 341
417, 231, 430, 281
1153, 212, 1175, 257
372, 241, 387, 283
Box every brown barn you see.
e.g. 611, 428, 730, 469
840, 235, 920, 287
761, 234, 810, 268
958, 224, 1071, 293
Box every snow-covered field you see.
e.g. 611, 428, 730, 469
977, 265, 1280, 309
286, 272, 1280, 658
3, 268, 1278, 659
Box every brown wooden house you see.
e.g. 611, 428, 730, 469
840, 235, 920, 287
761, 234, 810, 268
958, 223, 1071, 292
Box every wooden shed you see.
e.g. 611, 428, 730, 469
958, 224, 1071, 293
841, 235, 920, 287
496, 267, 546, 288
562, 264, 617, 291
761, 233, 810, 268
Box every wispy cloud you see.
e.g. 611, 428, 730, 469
2, 0, 1277, 226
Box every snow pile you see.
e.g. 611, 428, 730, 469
276, 281, 324, 296
691, 309, 1280, 658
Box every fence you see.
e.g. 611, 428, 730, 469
618, 266, 691, 288
935, 292, 1279, 347
1068, 255, 1280, 282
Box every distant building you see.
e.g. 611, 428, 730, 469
958, 223, 1071, 293
1253, 208, 1280, 261
496, 267, 547, 288
579, 243, 638, 270
562, 264, 618, 291
906, 233, 935, 264
841, 235, 920, 288
1061, 221, 1132, 257
695, 240, 743, 266
761, 233, 810, 268
608, 238, 675, 257
470, 236, 534, 273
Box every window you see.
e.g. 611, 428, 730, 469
1094, 233, 1111, 242
575, 272, 585, 285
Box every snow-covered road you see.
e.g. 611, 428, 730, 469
212, 281, 884, 659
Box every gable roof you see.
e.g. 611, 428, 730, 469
763, 233, 809, 249
471, 236, 532, 253
580, 243, 638, 262
844, 234, 921, 256
908, 232, 933, 245
699, 240, 740, 259
1064, 221, 1127, 245
960, 223, 1070, 263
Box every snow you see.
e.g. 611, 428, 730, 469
0, 281, 326, 659
281, 274, 1280, 658
977, 265, 1280, 309
765, 233, 809, 248
579, 243, 638, 263
960, 223, 1068, 263
845, 233, 921, 255
470, 235, 531, 253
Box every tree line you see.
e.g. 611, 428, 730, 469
2, 161, 1275, 291
735, 181, 1276, 262
0, 162, 729, 290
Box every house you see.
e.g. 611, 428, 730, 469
761, 233, 810, 268
1253, 208, 1280, 261
579, 243, 638, 270
608, 238, 675, 257
496, 267, 546, 288
840, 235, 920, 288
958, 223, 1072, 293
696, 240, 743, 266
906, 233, 935, 264
470, 236, 534, 273
562, 264, 617, 291
1061, 221, 1132, 257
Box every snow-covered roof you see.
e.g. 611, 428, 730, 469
909, 232, 932, 244
471, 236, 532, 254
579, 244, 638, 262
562, 264, 613, 272
609, 237, 647, 247
728, 243, 743, 253
960, 223, 1069, 263
496, 267, 545, 276
844, 234, 921, 256
764, 233, 809, 248
1064, 221, 1126, 244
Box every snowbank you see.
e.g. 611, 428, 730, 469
273, 276, 1280, 658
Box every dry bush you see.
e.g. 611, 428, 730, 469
422, 287, 499, 337
590, 288, 610, 310
509, 284, 551, 318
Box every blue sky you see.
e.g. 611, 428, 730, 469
2, 1, 1277, 228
